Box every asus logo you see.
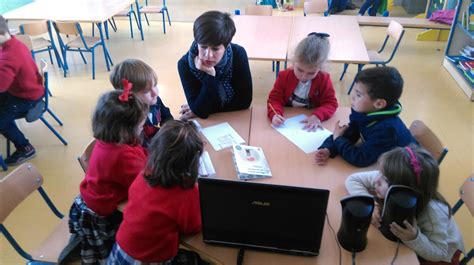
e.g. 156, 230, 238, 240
251, 201, 271, 207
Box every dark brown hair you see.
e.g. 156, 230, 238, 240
355, 66, 403, 106
193, 11, 236, 47
92, 90, 148, 145
0, 15, 9, 35
144, 120, 204, 189
378, 145, 451, 217
110, 59, 157, 94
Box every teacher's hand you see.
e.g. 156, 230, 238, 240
179, 104, 197, 121
195, 57, 216, 76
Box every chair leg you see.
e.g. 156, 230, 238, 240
162, 12, 166, 34
46, 108, 63, 126
165, 8, 171, 26
91, 23, 95, 37
92, 50, 96, 80
128, 14, 134, 39
109, 18, 118, 32
6, 139, 11, 157
339, 63, 349, 80
272, 61, 275, 72
47, 48, 54, 65
144, 13, 150, 26
61, 50, 68, 77
39, 117, 68, 145
0, 155, 7, 171
347, 64, 364, 95
78, 50, 87, 64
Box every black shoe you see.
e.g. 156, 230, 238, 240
346, 2, 356, 10
4, 144, 36, 166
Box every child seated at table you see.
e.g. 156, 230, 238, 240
315, 66, 416, 167
267, 32, 338, 131
108, 120, 204, 265
110, 59, 173, 147
345, 146, 464, 265
358, 0, 382, 16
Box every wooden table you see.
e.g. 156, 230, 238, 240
182, 106, 418, 265
352, 15, 451, 30
232, 15, 294, 62
289, 16, 370, 64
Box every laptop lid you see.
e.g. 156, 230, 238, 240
198, 178, 330, 256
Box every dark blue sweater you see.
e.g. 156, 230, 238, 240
319, 104, 416, 167
177, 43, 253, 119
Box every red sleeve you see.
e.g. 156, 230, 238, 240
0, 57, 17, 92
311, 72, 338, 121
267, 70, 290, 120
178, 186, 202, 235
115, 146, 148, 199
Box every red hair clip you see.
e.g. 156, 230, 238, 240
119, 79, 133, 102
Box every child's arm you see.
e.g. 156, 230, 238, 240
178, 186, 202, 235
333, 124, 398, 167
178, 56, 221, 119
0, 60, 17, 92
311, 73, 338, 122
156, 97, 174, 125
220, 46, 253, 113
345, 170, 378, 195
267, 71, 288, 121
399, 202, 453, 262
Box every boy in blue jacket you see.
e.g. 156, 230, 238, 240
315, 66, 416, 167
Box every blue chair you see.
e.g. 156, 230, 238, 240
339, 20, 405, 94
53, 21, 113, 80
6, 60, 67, 157
0, 155, 7, 171
111, 0, 143, 40
19, 20, 63, 69
452, 175, 473, 265
0, 163, 73, 264
140, 0, 171, 34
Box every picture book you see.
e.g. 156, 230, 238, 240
232, 144, 272, 180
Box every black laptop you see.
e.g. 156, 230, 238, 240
198, 178, 330, 256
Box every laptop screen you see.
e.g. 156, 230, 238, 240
198, 178, 330, 256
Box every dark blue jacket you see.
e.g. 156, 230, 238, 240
142, 97, 173, 147
177, 43, 253, 119
319, 104, 416, 167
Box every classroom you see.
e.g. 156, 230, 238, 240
0, 0, 472, 264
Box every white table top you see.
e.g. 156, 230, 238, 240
3, 0, 134, 23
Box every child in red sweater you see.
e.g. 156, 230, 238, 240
0, 15, 44, 165
108, 120, 204, 265
267, 32, 338, 131
68, 89, 149, 265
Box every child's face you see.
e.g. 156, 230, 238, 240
135, 84, 158, 106
350, 82, 379, 113
293, 62, 320, 83
198, 44, 226, 68
375, 173, 389, 199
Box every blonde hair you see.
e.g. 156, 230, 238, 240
110, 59, 157, 93
293, 34, 330, 67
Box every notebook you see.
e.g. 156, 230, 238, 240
198, 178, 330, 256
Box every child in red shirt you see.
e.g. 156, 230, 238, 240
267, 32, 338, 131
68, 88, 149, 265
108, 120, 204, 264
0, 15, 44, 165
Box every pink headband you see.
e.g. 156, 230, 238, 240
404, 146, 422, 186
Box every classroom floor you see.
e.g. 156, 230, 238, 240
1, 1, 473, 264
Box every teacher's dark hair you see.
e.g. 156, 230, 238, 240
193, 10, 236, 47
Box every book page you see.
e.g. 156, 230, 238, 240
201, 122, 245, 151
272, 114, 332, 154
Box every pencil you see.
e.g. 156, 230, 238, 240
268, 103, 279, 117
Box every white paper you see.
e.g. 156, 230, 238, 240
272, 114, 332, 154
201, 122, 245, 151
198, 151, 215, 177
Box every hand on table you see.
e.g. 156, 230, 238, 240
314, 148, 330, 165
271, 114, 286, 126
371, 204, 382, 228
332, 120, 348, 139
179, 104, 197, 121
301, 115, 322, 132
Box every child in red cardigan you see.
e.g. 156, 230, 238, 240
108, 120, 204, 264
267, 32, 338, 131
68, 89, 149, 265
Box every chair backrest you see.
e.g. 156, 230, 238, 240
19, 20, 49, 36
53, 21, 79, 36
409, 120, 448, 164
0, 163, 43, 224
245, 4, 273, 16
304, 0, 328, 15
387, 20, 404, 42
456, 175, 474, 215
15, 34, 34, 51
78, 139, 96, 173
